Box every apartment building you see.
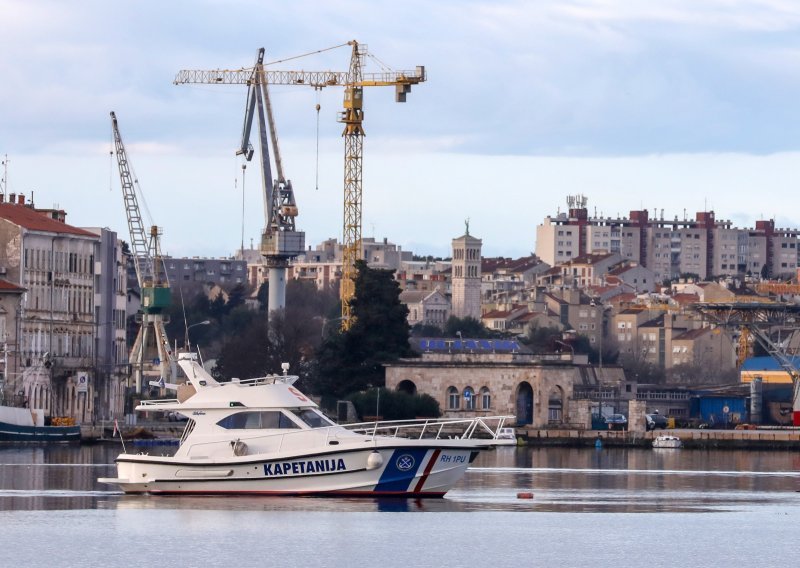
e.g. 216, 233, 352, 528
162, 256, 247, 289
536, 197, 799, 281
0, 195, 101, 423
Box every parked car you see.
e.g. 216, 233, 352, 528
645, 413, 668, 430
605, 414, 628, 430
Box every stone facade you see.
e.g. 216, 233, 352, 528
385, 352, 626, 428
451, 232, 482, 319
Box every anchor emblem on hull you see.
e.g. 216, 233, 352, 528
396, 454, 415, 471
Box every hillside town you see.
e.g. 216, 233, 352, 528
0, 191, 797, 431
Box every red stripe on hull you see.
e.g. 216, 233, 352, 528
413, 449, 441, 493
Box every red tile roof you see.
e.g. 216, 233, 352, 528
481, 255, 542, 273
0, 204, 96, 237
0, 279, 24, 292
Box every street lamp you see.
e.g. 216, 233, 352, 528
185, 320, 211, 351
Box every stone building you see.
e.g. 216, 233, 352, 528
385, 339, 627, 427
399, 289, 450, 328
0, 279, 25, 405
0, 197, 101, 423
86, 227, 129, 420
451, 226, 482, 319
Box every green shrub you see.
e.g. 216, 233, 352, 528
348, 388, 441, 420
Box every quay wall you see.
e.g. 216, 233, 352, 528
519, 428, 800, 450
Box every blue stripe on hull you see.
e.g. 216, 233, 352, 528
374, 448, 429, 493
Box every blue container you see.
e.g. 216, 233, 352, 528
695, 397, 747, 426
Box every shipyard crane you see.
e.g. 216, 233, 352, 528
175, 40, 426, 329
110, 112, 175, 393
236, 47, 304, 319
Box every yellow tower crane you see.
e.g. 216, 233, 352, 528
174, 41, 426, 329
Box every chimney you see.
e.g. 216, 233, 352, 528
0, 194, 4, 203
8, 193, 15, 204
17, 193, 24, 205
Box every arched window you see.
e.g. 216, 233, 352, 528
447, 386, 460, 410
480, 387, 491, 410
463, 386, 475, 410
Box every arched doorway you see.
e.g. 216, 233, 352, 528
397, 380, 417, 396
516, 382, 533, 426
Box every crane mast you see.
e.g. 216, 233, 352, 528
175, 40, 425, 329
110, 112, 175, 392
338, 41, 366, 327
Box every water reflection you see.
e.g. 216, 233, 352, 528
1, 444, 798, 513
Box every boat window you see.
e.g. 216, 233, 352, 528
216, 411, 299, 430
292, 408, 335, 429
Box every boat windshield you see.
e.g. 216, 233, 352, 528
291, 408, 335, 429
217, 411, 299, 430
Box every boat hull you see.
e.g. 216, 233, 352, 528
100, 445, 479, 497
0, 420, 81, 442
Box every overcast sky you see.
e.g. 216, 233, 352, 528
2, 0, 800, 259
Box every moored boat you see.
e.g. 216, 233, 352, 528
99, 353, 512, 497
652, 435, 682, 449
0, 405, 80, 442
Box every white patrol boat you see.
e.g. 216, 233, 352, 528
99, 353, 512, 497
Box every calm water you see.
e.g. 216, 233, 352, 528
0, 444, 798, 567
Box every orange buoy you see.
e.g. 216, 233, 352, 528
516, 492, 534, 499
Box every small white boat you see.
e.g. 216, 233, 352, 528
99, 353, 512, 497
652, 435, 682, 449
491, 427, 517, 446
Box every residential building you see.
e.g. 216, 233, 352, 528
0, 279, 25, 406
535, 197, 800, 280
162, 256, 247, 290
85, 227, 128, 420
0, 195, 101, 423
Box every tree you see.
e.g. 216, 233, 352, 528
520, 325, 562, 352
444, 316, 493, 338
256, 282, 269, 311
313, 260, 413, 398
410, 323, 445, 337
214, 290, 329, 392
226, 283, 247, 312
348, 388, 440, 420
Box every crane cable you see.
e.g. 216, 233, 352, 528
240, 163, 247, 255
263, 42, 349, 67
315, 89, 321, 191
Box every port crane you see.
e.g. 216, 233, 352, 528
693, 301, 800, 425
175, 40, 426, 329
110, 112, 175, 393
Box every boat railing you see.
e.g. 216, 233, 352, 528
175, 415, 514, 456
138, 399, 180, 408
227, 375, 299, 386
342, 416, 514, 441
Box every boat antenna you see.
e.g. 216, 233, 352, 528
179, 287, 190, 351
